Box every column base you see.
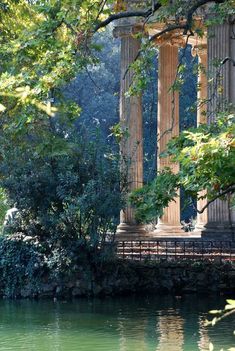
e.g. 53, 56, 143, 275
194, 222, 207, 233
154, 223, 185, 236
194, 223, 205, 230
200, 223, 235, 241
116, 223, 146, 241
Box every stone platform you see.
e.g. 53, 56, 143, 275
115, 231, 202, 242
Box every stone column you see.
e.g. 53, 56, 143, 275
202, 21, 235, 240
114, 25, 145, 238
207, 23, 230, 117
155, 44, 184, 235
193, 45, 208, 232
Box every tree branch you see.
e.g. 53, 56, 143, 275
123, 0, 223, 79
94, 2, 162, 32
149, 23, 190, 43
94, 0, 227, 33
197, 185, 235, 214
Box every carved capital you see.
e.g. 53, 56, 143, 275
113, 23, 145, 38
153, 32, 187, 48
191, 44, 207, 59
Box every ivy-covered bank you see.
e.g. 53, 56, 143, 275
0, 234, 235, 299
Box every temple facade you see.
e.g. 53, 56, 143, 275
113, 3, 235, 240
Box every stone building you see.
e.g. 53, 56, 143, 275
113, 1, 235, 240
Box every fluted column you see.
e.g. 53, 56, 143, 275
193, 45, 208, 232
203, 21, 235, 240
155, 44, 184, 234
114, 25, 145, 238
207, 23, 230, 118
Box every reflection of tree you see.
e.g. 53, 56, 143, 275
156, 312, 184, 351
198, 316, 210, 351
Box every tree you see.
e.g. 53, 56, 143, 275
130, 112, 235, 223
0, 0, 234, 227
0, 117, 123, 244
0, 0, 233, 124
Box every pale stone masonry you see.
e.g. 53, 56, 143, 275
193, 44, 208, 232
114, 25, 146, 237
203, 22, 235, 240
113, 8, 235, 240
154, 44, 183, 235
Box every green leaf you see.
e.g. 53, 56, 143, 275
209, 309, 222, 314
225, 304, 235, 310
159, 0, 169, 4
0, 103, 6, 112
209, 342, 214, 351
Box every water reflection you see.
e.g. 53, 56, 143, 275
198, 316, 211, 351
0, 296, 234, 351
118, 315, 148, 351
156, 312, 184, 351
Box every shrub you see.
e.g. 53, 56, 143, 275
0, 122, 124, 246
0, 234, 46, 297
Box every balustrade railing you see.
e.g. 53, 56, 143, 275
116, 240, 235, 261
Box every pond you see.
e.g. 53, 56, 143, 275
0, 295, 234, 351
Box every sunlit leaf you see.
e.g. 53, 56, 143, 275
209, 310, 222, 314
209, 342, 214, 351
0, 103, 6, 112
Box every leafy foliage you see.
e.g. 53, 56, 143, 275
130, 169, 179, 223
0, 0, 233, 129
65, 27, 120, 139
0, 1, 234, 301
206, 299, 235, 351
0, 120, 123, 244
168, 112, 235, 199
207, 299, 235, 327
127, 43, 157, 96
0, 231, 117, 298
0, 187, 8, 231
0, 234, 46, 298
131, 112, 235, 223
0, 0, 118, 130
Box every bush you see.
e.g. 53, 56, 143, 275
0, 234, 46, 297
0, 233, 118, 298
0, 122, 124, 245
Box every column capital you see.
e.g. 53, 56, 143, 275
191, 44, 207, 59
153, 31, 187, 48
113, 23, 144, 38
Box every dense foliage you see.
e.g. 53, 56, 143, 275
0, 231, 118, 298
0, 0, 233, 225
0, 0, 234, 305
131, 112, 235, 223
0, 234, 45, 297
0, 120, 123, 244
0, 0, 233, 125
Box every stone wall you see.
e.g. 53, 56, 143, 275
17, 259, 235, 299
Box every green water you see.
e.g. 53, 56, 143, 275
0, 296, 234, 351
